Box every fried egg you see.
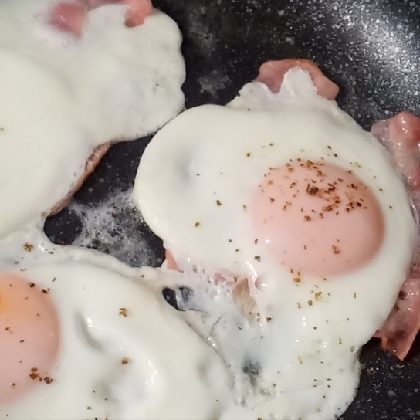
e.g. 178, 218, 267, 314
0, 0, 185, 239
133, 68, 416, 419
0, 230, 230, 419
0, 0, 185, 143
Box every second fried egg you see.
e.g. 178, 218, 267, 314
133, 67, 416, 419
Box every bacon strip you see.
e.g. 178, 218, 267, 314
257, 59, 340, 100
122, 0, 153, 27
49, 0, 153, 36
372, 111, 420, 360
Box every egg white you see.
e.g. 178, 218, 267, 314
0, 231, 231, 420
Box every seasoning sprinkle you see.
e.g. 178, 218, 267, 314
24, 243, 34, 252
332, 245, 340, 254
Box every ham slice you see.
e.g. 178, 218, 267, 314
257, 59, 340, 100
49, 0, 153, 36
49, 2, 86, 37
164, 249, 179, 271
163, 249, 259, 320
374, 277, 420, 360
162, 60, 340, 316
371, 112, 420, 360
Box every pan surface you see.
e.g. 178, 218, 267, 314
44, 0, 420, 418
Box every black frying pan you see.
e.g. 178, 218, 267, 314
45, 0, 420, 418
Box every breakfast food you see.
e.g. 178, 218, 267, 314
133, 61, 416, 419
257, 59, 340, 100
0, 0, 185, 239
0, 0, 418, 416
0, 232, 230, 419
371, 111, 420, 360
49, 0, 154, 35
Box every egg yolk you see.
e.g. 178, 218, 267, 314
0, 273, 60, 405
252, 160, 385, 277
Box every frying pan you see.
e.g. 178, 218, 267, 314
44, 0, 420, 418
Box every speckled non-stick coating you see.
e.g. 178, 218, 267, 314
45, 0, 420, 418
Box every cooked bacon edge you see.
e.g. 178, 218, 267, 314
257, 59, 340, 100
372, 111, 420, 360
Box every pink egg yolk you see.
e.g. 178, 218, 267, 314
0, 274, 60, 405
252, 160, 385, 278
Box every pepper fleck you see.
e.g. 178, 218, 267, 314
24, 243, 34, 252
